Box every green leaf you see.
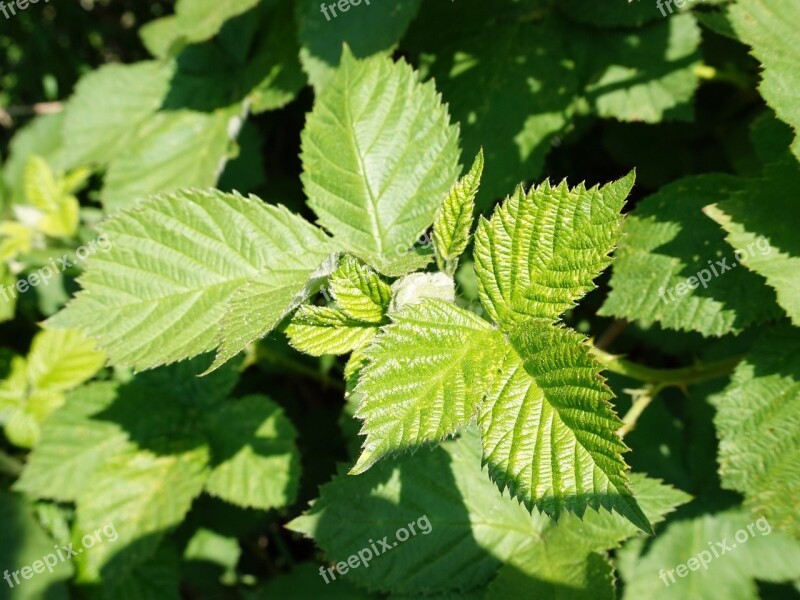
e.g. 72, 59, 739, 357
485, 471, 690, 600
60, 62, 173, 168
296, 0, 422, 90
600, 175, 781, 336
15, 383, 130, 502
249, 562, 379, 599
709, 325, 800, 539
286, 306, 378, 356
48, 189, 333, 371
22, 156, 79, 238
433, 149, 484, 273
404, 6, 580, 204
704, 161, 800, 326
328, 255, 391, 323
480, 321, 651, 533
301, 49, 460, 272
618, 510, 800, 600
26, 328, 106, 393
292, 428, 686, 595
474, 172, 635, 327
100, 108, 241, 212
173, 0, 262, 44
351, 300, 505, 474
575, 13, 701, 123
211, 250, 338, 370
204, 395, 301, 510
729, 0, 800, 162
74, 445, 210, 585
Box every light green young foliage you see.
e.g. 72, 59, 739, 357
19, 156, 84, 238
351, 300, 505, 474
474, 174, 633, 326
301, 48, 460, 273
354, 172, 650, 531
0, 328, 105, 448
286, 256, 390, 356
433, 150, 484, 275
729, 0, 800, 162
292, 429, 688, 596
709, 326, 800, 539
329, 255, 392, 323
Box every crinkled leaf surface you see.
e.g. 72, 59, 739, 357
351, 300, 504, 474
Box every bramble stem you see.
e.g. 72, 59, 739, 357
590, 347, 741, 388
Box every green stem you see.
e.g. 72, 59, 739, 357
590, 347, 741, 388
0, 449, 23, 477
256, 346, 345, 392
617, 388, 658, 438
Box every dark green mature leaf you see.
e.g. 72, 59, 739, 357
618, 510, 800, 600
729, 0, 800, 162
704, 161, 800, 326
292, 429, 687, 595
204, 395, 301, 510
405, 5, 579, 204
301, 49, 460, 272
0, 491, 73, 599
573, 13, 701, 123
296, 0, 422, 89
710, 326, 800, 539
601, 175, 781, 335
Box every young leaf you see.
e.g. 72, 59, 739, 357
480, 321, 651, 533
48, 189, 334, 371
328, 255, 391, 323
351, 300, 504, 474
709, 325, 800, 539
204, 395, 301, 510
433, 149, 484, 273
286, 306, 377, 357
473, 172, 635, 328
301, 48, 460, 272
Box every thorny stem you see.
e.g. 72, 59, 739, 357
590, 347, 742, 389
617, 386, 659, 438
589, 348, 742, 436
